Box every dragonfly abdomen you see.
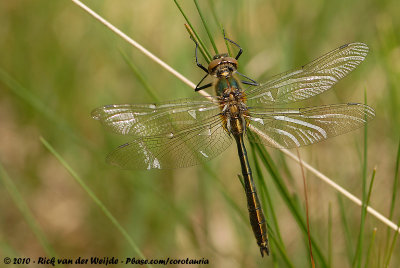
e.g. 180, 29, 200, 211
234, 133, 269, 257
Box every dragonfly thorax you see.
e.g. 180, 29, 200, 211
208, 54, 238, 77
217, 77, 249, 135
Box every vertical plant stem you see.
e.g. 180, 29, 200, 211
0, 162, 58, 260
296, 149, 315, 268
353, 91, 370, 268
389, 138, 400, 220
328, 203, 333, 267
250, 132, 328, 266
119, 50, 161, 102
174, 0, 212, 62
385, 217, 400, 267
40, 137, 151, 267
385, 138, 400, 254
364, 228, 377, 268
206, 0, 231, 57
194, 0, 218, 55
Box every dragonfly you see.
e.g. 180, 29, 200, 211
92, 33, 375, 257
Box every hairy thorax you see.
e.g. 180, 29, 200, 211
215, 76, 250, 135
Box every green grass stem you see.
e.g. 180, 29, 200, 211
194, 0, 218, 55
0, 162, 58, 260
353, 90, 370, 268
174, 0, 212, 63
119, 50, 161, 103
364, 228, 377, 268
39, 137, 151, 267
249, 132, 328, 267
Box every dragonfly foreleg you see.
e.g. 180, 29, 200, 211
223, 29, 243, 60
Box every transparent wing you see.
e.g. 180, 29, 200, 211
92, 96, 220, 136
106, 115, 232, 169
246, 43, 369, 105
247, 103, 375, 148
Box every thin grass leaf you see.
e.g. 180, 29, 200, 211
237, 174, 245, 189
0, 237, 18, 260
250, 143, 292, 267
278, 153, 296, 184
389, 137, 400, 221
249, 131, 328, 266
338, 194, 355, 263
296, 149, 315, 268
251, 143, 284, 246
119, 50, 161, 103
276, 144, 400, 234
328, 203, 332, 268
383, 137, 400, 266
266, 230, 295, 268
184, 24, 212, 69
385, 138, 400, 252
206, 0, 232, 57
0, 162, 58, 260
39, 137, 151, 267
72, 0, 196, 89
353, 90, 370, 268
203, 166, 248, 223
364, 228, 377, 268
133, 177, 201, 250
358, 167, 377, 267
366, 168, 377, 206
194, 0, 218, 55
385, 217, 400, 267
174, 0, 212, 62
0, 68, 87, 148
0, 236, 25, 268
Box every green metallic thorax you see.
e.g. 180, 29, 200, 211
215, 76, 241, 96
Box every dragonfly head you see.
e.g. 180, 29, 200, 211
208, 53, 238, 78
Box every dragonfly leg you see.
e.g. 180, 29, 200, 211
223, 31, 258, 86
190, 36, 208, 74
236, 70, 259, 86
223, 30, 243, 60
195, 76, 212, 91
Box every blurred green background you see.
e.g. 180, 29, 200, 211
0, 0, 399, 267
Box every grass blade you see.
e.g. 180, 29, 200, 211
385, 218, 400, 267
184, 23, 212, 68
353, 91, 371, 268
206, 0, 232, 57
364, 228, 377, 268
296, 149, 315, 268
249, 131, 328, 267
0, 162, 58, 259
385, 138, 400, 251
357, 167, 377, 267
338, 194, 355, 263
71, 0, 196, 89
174, 0, 212, 62
0, 68, 85, 147
39, 137, 151, 267
119, 49, 161, 102
383, 137, 400, 266
389, 138, 400, 220
328, 203, 333, 267
250, 143, 292, 266
193, 0, 218, 55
